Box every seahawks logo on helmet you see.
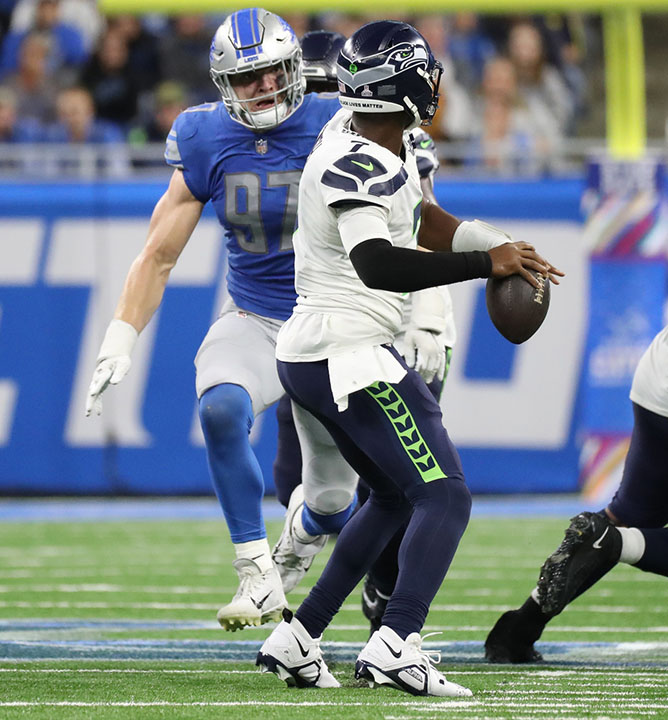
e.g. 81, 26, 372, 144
387, 44, 429, 71
336, 20, 442, 130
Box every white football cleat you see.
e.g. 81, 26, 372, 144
256, 609, 340, 688
355, 625, 472, 697
217, 558, 287, 632
271, 485, 327, 593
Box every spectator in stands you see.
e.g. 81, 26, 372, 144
1, 0, 19, 40
4, 31, 58, 123
507, 20, 574, 137
0, 83, 43, 141
466, 56, 547, 174
110, 14, 161, 93
80, 26, 138, 128
447, 12, 496, 91
47, 85, 123, 142
44, 86, 128, 175
129, 80, 186, 145
7, 0, 102, 50
158, 15, 214, 105
413, 13, 472, 142
533, 14, 588, 133
0, 0, 88, 81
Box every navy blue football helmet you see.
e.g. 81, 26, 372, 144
336, 21, 442, 129
301, 30, 346, 93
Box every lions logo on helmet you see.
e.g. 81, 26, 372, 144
209, 8, 306, 130
337, 21, 442, 130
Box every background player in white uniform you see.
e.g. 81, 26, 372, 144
486, 323, 668, 663
84, 8, 343, 632
257, 20, 562, 696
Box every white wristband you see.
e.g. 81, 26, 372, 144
97, 319, 138, 361
452, 219, 511, 253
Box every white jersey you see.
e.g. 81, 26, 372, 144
630, 324, 668, 418
276, 109, 424, 362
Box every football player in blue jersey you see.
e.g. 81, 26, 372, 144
271, 30, 458, 635
84, 8, 345, 632
256, 19, 563, 696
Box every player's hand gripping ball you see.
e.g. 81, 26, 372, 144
485, 270, 550, 344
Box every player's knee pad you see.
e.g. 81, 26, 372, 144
198, 383, 254, 443
302, 491, 358, 535
306, 487, 357, 517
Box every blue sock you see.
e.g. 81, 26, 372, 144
199, 383, 266, 543
302, 494, 358, 535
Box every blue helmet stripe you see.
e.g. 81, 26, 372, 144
231, 8, 262, 60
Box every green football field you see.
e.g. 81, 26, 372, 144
1, 501, 666, 719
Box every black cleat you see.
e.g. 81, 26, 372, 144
537, 511, 622, 616
485, 598, 546, 664
361, 576, 390, 638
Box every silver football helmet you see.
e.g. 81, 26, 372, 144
209, 8, 305, 131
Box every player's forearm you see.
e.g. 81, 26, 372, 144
350, 239, 491, 292
112, 182, 203, 333
418, 201, 461, 252
113, 249, 175, 332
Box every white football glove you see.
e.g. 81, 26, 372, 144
85, 319, 138, 417
403, 328, 446, 384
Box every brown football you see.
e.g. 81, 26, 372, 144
485, 271, 550, 344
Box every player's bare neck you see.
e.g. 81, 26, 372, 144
351, 112, 405, 157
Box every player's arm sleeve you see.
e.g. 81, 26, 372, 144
348, 235, 492, 292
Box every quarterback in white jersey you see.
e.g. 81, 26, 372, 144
258, 19, 561, 697
278, 107, 424, 369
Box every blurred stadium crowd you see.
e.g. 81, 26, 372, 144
0, 0, 612, 175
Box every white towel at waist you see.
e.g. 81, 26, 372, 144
328, 345, 407, 412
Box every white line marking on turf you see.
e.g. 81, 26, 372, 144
0, 701, 478, 708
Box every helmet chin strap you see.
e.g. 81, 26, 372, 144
402, 96, 422, 131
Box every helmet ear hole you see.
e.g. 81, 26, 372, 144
336, 21, 441, 126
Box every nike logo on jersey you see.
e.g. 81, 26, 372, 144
380, 637, 402, 659
294, 636, 310, 658
351, 159, 374, 171
251, 591, 272, 609
592, 527, 609, 549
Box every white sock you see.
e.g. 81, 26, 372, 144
530, 587, 540, 604
292, 507, 321, 545
618, 527, 645, 565
234, 538, 273, 573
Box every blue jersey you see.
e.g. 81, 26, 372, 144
165, 93, 341, 320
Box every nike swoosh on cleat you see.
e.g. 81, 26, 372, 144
419, 139, 432, 148
294, 636, 310, 658
362, 589, 380, 614
380, 637, 402, 659
592, 527, 609, 549
351, 160, 374, 171
250, 591, 272, 609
